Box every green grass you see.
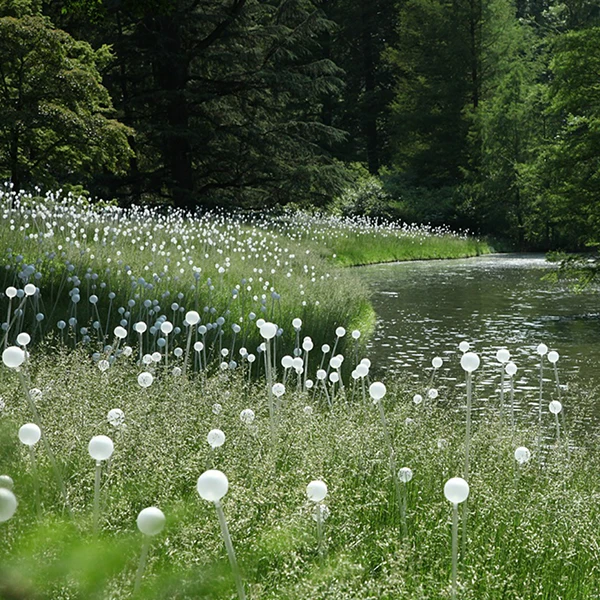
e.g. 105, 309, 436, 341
1, 348, 599, 599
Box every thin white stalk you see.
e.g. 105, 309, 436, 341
133, 537, 151, 595
215, 500, 246, 600
29, 446, 41, 517
377, 400, 402, 511
499, 367, 505, 421
452, 503, 459, 600
93, 460, 102, 533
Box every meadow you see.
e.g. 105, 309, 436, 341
2, 188, 599, 600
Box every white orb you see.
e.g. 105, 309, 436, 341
292, 357, 304, 370
194, 341, 204, 352
496, 348, 510, 363
369, 382, 386, 401
329, 372, 339, 383
138, 372, 154, 388
134, 322, 147, 334
413, 394, 423, 405
432, 356, 443, 369
460, 352, 480, 373
197, 469, 229, 502
185, 311, 200, 325
302, 339, 314, 352
428, 388, 439, 400
458, 341, 470, 353
292, 318, 302, 329
0, 488, 18, 522
330, 357, 342, 369
5, 286, 17, 299
505, 362, 517, 376
2, 346, 25, 369
335, 327, 346, 337
514, 446, 531, 464
316, 369, 326, 380
304, 405, 313, 416
272, 383, 285, 397
356, 364, 368, 377
0, 475, 14, 490
256, 318, 265, 328
260, 322, 277, 340
547, 351, 559, 364
549, 400, 562, 415
398, 467, 413, 483
321, 344, 330, 353
240, 409, 255, 424
114, 326, 127, 339
123, 346, 133, 357
88, 435, 114, 461
207, 429, 225, 449
137, 507, 166, 536
444, 477, 470, 504
24, 284, 36, 296
107, 408, 125, 427
352, 330, 361, 340
98, 360, 110, 372
151, 352, 161, 363
306, 479, 327, 502
281, 355, 293, 369
536, 343, 548, 356
16, 333, 31, 347
212, 403, 222, 415
18, 423, 41, 446
305, 379, 314, 389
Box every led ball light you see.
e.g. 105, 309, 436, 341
460, 352, 480, 373
549, 400, 562, 414
88, 435, 114, 461
458, 341, 470, 353
0, 488, 18, 522
240, 409, 255, 425
16, 332, 31, 347
207, 429, 225, 449
398, 467, 413, 483
548, 351, 559, 364
0, 475, 14, 490
369, 382, 386, 402
2, 346, 25, 369
514, 446, 531, 464
185, 311, 200, 325
197, 470, 229, 502
138, 372, 154, 388
107, 408, 125, 428
137, 507, 166, 536
18, 423, 41, 446
536, 343, 548, 356
260, 322, 277, 340
432, 356, 443, 369
496, 348, 510, 363
306, 480, 328, 502
413, 394, 423, 405
505, 362, 517, 376
444, 477, 470, 504
114, 326, 127, 339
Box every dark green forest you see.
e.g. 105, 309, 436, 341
0, 0, 599, 249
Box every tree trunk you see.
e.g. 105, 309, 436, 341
360, 0, 379, 174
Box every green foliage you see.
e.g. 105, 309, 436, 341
0, 9, 132, 192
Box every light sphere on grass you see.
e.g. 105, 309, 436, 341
137, 507, 166, 536
260, 322, 277, 340
88, 435, 114, 461
240, 409, 255, 425
197, 470, 229, 502
356, 364, 369, 377
114, 326, 127, 339
398, 467, 413, 483
496, 348, 510, 363
505, 362, 517, 376
185, 310, 200, 325
444, 477, 470, 504
548, 351, 559, 364
272, 383, 285, 397
369, 382, 386, 402
549, 400, 562, 414
16, 332, 31, 347
281, 355, 293, 369
207, 429, 225, 449
24, 284, 36, 296
536, 343, 548, 356
98, 360, 110, 372
460, 352, 480, 372
335, 327, 346, 337
413, 394, 423, 405
514, 446, 531, 464
432, 356, 443, 369
0, 475, 14, 490
306, 480, 327, 502
18, 423, 41, 446
160, 321, 173, 335
134, 322, 147, 334
458, 341, 470, 353
107, 408, 125, 427
2, 346, 25, 369
138, 372, 154, 388
428, 388, 439, 400
0, 488, 18, 522
292, 318, 302, 329
5, 286, 17, 298
352, 329, 361, 340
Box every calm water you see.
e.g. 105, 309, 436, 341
358, 254, 600, 411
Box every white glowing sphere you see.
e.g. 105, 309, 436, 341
432, 356, 443, 369
292, 357, 303, 370
24, 284, 36, 296
194, 341, 204, 352
18, 423, 41, 446
197, 469, 229, 502
0, 488, 18, 522
329, 372, 339, 383
138, 372, 154, 388
514, 446, 531, 464
292, 318, 302, 329
335, 327, 346, 338
137, 507, 166, 536
16, 333, 31, 347
321, 344, 330, 353
306, 379, 314, 389
151, 352, 161, 363
536, 343, 548, 356
281, 355, 293, 369
114, 326, 127, 339
107, 408, 125, 427
428, 388, 439, 399
398, 467, 413, 483
549, 400, 562, 415
356, 364, 369, 377
302, 339, 314, 352
496, 348, 510, 363
240, 409, 255, 424
458, 341, 470, 353
134, 322, 147, 334
460, 352, 480, 373
185, 311, 200, 325
444, 477, 470, 504
413, 394, 423, 405
5, 286, 17, 299
505, 362, 517, 376
2, 346, 25, 369
260, 322, 277, 340
306, 479, 327, 502
369, 382, 386, 401
352, 330, 361, 340
361, 358, 371, 368
160, 321, 173, 335
207, 429, 225, 449
0, 475, 14, 490
330, 357, 342, 369
88, 435, 114, 461
272, 383, 285, 397
98, 360, 110, 372
256, 318, 265, 328
547, 351, 559, 364
316, 369, 326, 380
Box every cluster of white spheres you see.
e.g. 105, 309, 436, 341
514, 446, 531, 464
138, 372, 154, 388
197, 469, 229, 502
369, 382, 386, 402
444, 477, 470, 504
432, 356, 443, 369
460, 352, 480, 373
398, 467, 413, 483
207, 429, 225, 449
306, 479, 328, 502
549, 400, 562, 414
496, 348, 510, 363
260, 322, 277, 340
0, 488, 18, 522
272, 383, 285, 397
240, 409, 255, 424
18, 423, 41, 446
2, 346, 25, 369
137, 507, 166, 536
88, 435, 114, 461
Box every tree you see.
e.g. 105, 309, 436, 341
0, 3, 132, 192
